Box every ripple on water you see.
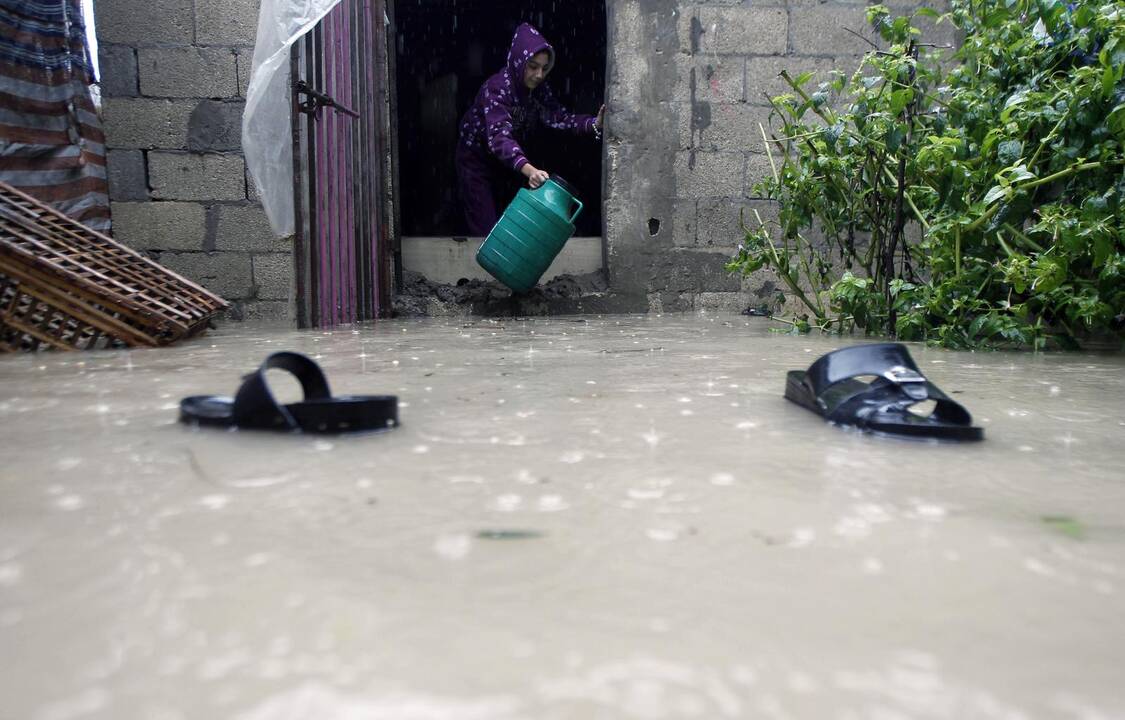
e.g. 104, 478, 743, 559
235, 682, 522, 720
1044, 410, 1103, 424
536, 657, 744, 718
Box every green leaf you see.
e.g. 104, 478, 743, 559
1007, 164, 1037, 183
890, 88, 915, 115
983, 185, 1009, 205
1032, 257, 1065, 293
1001, 90, 1031, 122
886, 125, 906, 152
1093, 236, 1112, 267
996, 139, 1023, 165
1072, 4, 1094, 28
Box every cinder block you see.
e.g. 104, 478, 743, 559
746, 55, 839, 106
241, 300, 294, 323
674, 56, 744, 104
698, 198, 782, 249
739, 199, 782, 239
609, 52, 648, 105
196, 0, 260, 45
111, 201, 206, 251
697, 292, 749, 313
790, 5, 879, 56
740, 267, 783, 309
102, 98, 194, 149
612, 4, 678, 54
611, 1, 643, 51
672, 199, 697, 247
251, 253, 292, 300
138, 48, 239, 99
605, 135, 678, 201
149, 153, 247, 201
697, 198, 760, 248
157, 251, 253, 299
214, 204, 283, 251
686, 7, 788, 56
745, 151, 777, 195
685, 0, 770, 5
679, 103, 774, 152
95, 0, 191, 44
236, 49, 251, 98
105, 150, 147, 201
98, 45, 138, 97
188, 100, 244, 152
247, 168, 261, 203
665, 248, 742, 292
673, 151, 743, 198
677, 9, 699, 54
603, 199, 635, 247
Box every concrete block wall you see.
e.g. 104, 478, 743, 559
604, 0, 956, 313
94, 0, 952, 322
96, 0, 293, 322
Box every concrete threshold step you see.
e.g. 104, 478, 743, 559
401, 236, 603, 285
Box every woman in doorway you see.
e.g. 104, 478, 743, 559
456, 22, 605, 236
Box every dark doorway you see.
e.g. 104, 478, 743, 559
393, 1, 606, 237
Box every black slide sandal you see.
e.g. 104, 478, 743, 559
785, 343, 983, 441
180, 351, 398, 434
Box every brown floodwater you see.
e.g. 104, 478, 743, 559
2, 315, 1123, 719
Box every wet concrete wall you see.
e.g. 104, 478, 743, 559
96, 0, 955, 320
602, 0, 957, 314
95, 0, 292, 323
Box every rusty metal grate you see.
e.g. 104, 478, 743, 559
0, 181, 228, 351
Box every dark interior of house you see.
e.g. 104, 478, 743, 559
394, 0, 606, 237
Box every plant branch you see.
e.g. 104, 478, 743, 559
844, 26, 880, 50
966, 161, 1105, 232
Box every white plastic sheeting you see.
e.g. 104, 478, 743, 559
242, 0, 344, 236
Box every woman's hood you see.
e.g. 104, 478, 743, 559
506, 22, 554, 81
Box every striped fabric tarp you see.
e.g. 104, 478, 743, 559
0, 0, 108, 232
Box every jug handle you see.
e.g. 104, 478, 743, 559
568, 197, 584, 225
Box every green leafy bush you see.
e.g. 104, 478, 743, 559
728, 0, 1125, 349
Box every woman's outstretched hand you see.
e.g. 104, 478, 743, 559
521, 163, 549, 189
595, 104, 606, 131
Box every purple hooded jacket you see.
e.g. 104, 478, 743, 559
458, 23, 599, 172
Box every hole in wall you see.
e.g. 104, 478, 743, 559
648, 218, 660, 236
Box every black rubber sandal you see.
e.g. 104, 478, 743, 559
179, 351, 398, 434
785, 343, 983, 441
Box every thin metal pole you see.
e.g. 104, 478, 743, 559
309, 24, 323, 326
353, 0, 367, 319
379, 0, 396, 315
323, 9, 337, 326
361, 0, 377, 319
343, 0, 357, 324
351, 0, 369, 320
331, 4, 345, 325
290, 43, 309, 328
358, 0, 374, 319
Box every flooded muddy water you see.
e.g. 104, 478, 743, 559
2, 315, 1123, 719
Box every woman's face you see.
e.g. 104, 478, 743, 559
523, 51, 550, 90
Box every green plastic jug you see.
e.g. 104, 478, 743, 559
476, 176, 584, 292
